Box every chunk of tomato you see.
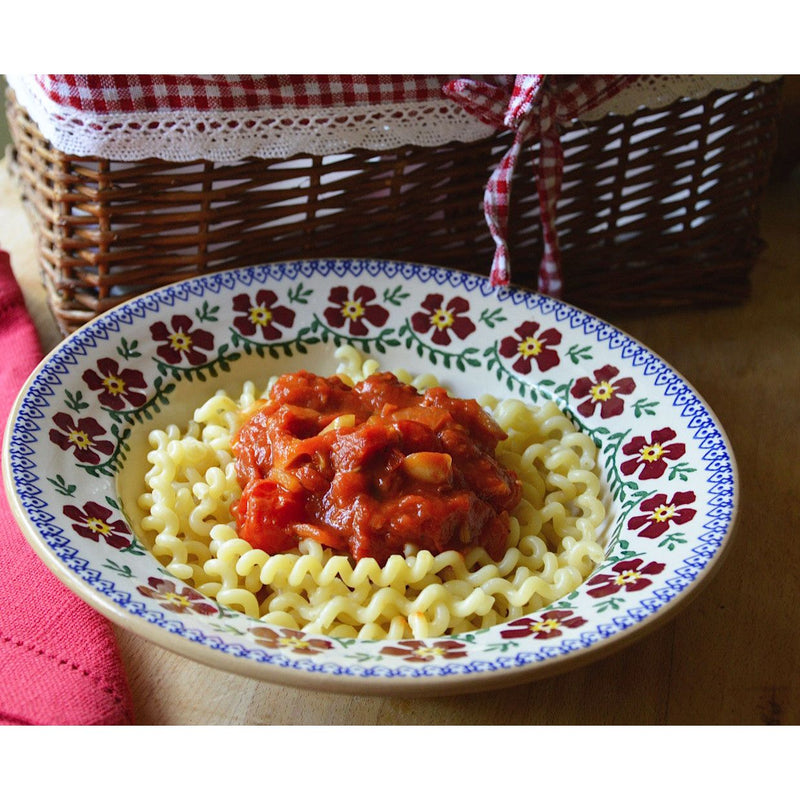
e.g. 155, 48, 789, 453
235, 479, 303, 553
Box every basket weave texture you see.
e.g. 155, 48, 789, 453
5, 80, 782, 337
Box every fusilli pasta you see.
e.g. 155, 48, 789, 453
136, 346, 607, 639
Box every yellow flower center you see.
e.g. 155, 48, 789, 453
86, 516, 112, 537
430, 308, 454, 331
531, 618, 561, 634
590, 381, 615, 402
249, 306, 273, 327
168, 331, 193, 352
279, 636, 309, 649
67, 429, 92, 450
101, 375, 125, 396
414, 645, 446, 659
163, 592, 191, 607
518, 336, 542, 358
614, 569, 642, 586
341, 300, 365, 322
639, 442, 665, 463
651, 503, 676, 523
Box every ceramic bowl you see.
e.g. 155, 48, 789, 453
3, 258, 738, 695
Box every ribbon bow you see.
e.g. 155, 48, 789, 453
443, 74, 635, 295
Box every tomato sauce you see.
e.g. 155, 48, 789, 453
232, 371, 522, 564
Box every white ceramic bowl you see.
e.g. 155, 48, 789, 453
3, 258, 738, 695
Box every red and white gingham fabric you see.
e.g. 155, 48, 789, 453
31, 74, 464, 113
444, 75, 637, 292
14, 74, 636, 294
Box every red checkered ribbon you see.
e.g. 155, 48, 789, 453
444, 75, 636, 294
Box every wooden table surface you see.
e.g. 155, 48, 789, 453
2, 159, 798, 725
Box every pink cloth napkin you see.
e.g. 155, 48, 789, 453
0, 249, 134, 725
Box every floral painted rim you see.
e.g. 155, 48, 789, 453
3, 258, 739, 693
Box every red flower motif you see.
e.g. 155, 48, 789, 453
500, 609, 587, 640
585, 558, 666, 598
620, 427, 686, 480
49, 412, 114, 465
410, 293, 476, 346
379, 639, 468, 662
150, 314, 215, 366
250, 626, 334, 655
137, 577, 218, 616
627, 491, 697, 539
232, 290, 295, 341
63, 501, 132, 549
499, 320, 561, 373
82, 357, 147, 410
570, 364, 635, 419
324, 285, 389, 336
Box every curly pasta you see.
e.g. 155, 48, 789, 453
136, 346, 607, 639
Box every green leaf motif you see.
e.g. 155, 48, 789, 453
103, 559, 134, 579
288, 282, 313, 305
632, 398, 659, 418
209, 622, 248, 636
668, 462, 697, 482
156, 345, 241, 384
567, 344, 593, 364
382, 285, 410, 306
479, 307, 507, 329
120, 537, 147, 557
594, 596, 627, 613
483, 641, 519, 653
64, 389, 89, 413
48, 474, 76, 497
344, 652, 384, 663
117, 337, 141, 360
658, 533, 688, 551
396, 320, 484, 375
195, 301, 220, 323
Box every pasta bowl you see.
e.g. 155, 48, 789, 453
3, 258, 738, 695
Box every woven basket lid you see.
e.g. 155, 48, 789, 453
6, 74, 778, 163
5, 74, 780, 293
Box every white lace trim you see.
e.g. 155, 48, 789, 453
581, 74, 781, 120
7, 74, 495, 161
7, 74, 781, 163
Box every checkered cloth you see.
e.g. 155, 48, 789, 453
444, 75, 637, 293
21, 74, 636, 295
31, 74, 465, 113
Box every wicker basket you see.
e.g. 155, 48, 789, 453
5, 80, 783, 337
